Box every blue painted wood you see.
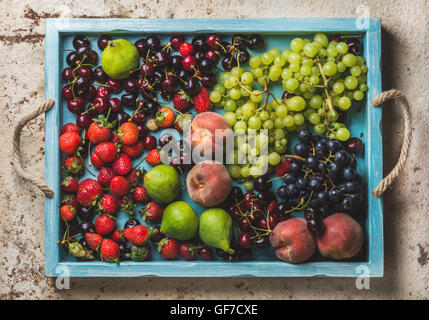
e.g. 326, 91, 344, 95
45, 18, 382, 277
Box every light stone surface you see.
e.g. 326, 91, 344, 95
0, 0, 428, 300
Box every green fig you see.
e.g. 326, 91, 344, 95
101, 39, 139, 80
144, 165, 180, 203
161, 201, 198, 241
199, 208, 234, 254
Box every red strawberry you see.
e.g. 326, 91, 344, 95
110, 176, 130, 197
95, 215, 116, 236
112, 153, 132, 176
174, 113, 194, 134
145, 149, 161, 166
98, 166, 116, 187
110, 132, 120, 144
59, 132, 81, 155
94, 142, 117, 163
90, 152, 105, 169
126, 168, 143, 187
60, 204, 76, 222
63, 155, 84, 176
158, 237, 179, 259
118, 195, 136, 216
173, 90, 191, 112
123, 225, 152, 246
85, 232, 102, 251
275, 159, 290, 177
100, 238, 120, 263
126, 244, 151, 261
77, 178, 102, 207
142, 201, 164, 222
179, 242, 196, 260
118, 122, 139, 146
193, 86, 212, 113
61, 123, 80, 135
87, 120, 111, 144
133, 186, 147, 202
111, 228, 124, 243
61, 176, 79, 193
61, 194, 79, 208
122, 141, 143, 158
99, 194, 119, 215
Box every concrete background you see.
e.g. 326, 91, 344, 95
0, 0, 428, 299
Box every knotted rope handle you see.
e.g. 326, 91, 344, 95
371, 89, 412, 197
12, 99, 55, 198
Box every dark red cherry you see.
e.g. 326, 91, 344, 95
76, 113, 92, 128
62, 85, 74, 100
67, 97, 85, 114
62, 67, 75, 82
108, 98, 122, 113
97, 35, 112, 50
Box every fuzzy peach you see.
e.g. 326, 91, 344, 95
186, 160, 232, 207
317, 213, 363, 259
270, 218, 316, 263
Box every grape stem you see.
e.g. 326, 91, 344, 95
281, 154, 306, 162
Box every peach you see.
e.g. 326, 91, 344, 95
186, 112, 233, 159
187, 160, 232, 207
270, 218, 316, 263
317, 213, 363, 259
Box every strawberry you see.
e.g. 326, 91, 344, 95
133, 186, 147, 202
77, 178, 102, 207
118, 122, 139, 146
174, 113, 193, 134
85, 232, 102, 251
90, 152, 105, 169
173, 90, 191, 112
179, 242, 196, 260
59, 132, 81, 155
112, 153, 132, 176
95, 214, 116, 236
110, 176, 130, 197
87, 116, 113, 144
99, 194, 119, 215
122, 141, 143, 158
60, 204, 76, 222
126, 168, 144, 187
61, 193, 79, 208
156, 107, 175, 128
141, 201, 164, 222
98, 166, 116, 187
193, 86, 212, 113
110, 132, 120, 144
158, 237, 179, 259
94, 142, 117, 163
118, 195, 136, 216
61, 176, 79, 193
111, 228, 124, 243
126, 244, 151, 261
100, 238, 120, 263
275, 159, 290, 177
123, 225, 152, 246
61, 123, 80, 135
146, 119, 159, 131
145, 149, 161, 166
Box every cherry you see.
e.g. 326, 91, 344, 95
106, 78, 121, 93
93, 66, 108, 82
228, 203, 242, 220
123, 78, 138, 92
124, 217, 140, 229
92, 96, 108, 114
143, 135, 157, 150
170, 55, 183, 69
259, 214, 277, 230
84, 85, 97, 101
238, 50, 250, 64
96, 86, 110, 98
140, 62, 155, 77
170, 35, 184, 50
77, 206, 95, 221
331, 35, 342, 42
201, 74, 216, 89
137, 124, 149, 138
142, 100, 159, 116
282, 91, 295, 100
66, 51, 80, 68
74, 76, 90, 93
135, 39, 148, 56
252, 235, 269, 249
205, 50, 219, 63
267, 200, 278, 214
194, 51, 205, 62
192, 34, 208, 52
218, 41, 233, 56
150, 226, 164, 243
79, 221, 95, 234
232, 34, 247, 50
67, 97, 85, 114
238, 232, 252, 248
247, 34, 264, 50
62, 85, 74, 100
88, 50, 99, 65
153, 51, 170, 68
121, 93, 138, 109
206, 34, 220, 49
221, 55, 237, 71
179, 42, 194, 57
239, 218, 251, 232
76, 45, 91, 60
198, 57, 215, 75
162, 76, 178, 93
146, 35, 161, 51
73, 35, 89, 49
346, 38, 361, 54
98, 35, 112, 50
183, 77, 200, 96
132, 111, 146, 124
347, 137, 364, 154
76, 113, 92, 128
62, 67, 75, 82
115, 112, 130, 125
231, 186, 244, 203
108, 97, 122, 113
198, 247, 213, 261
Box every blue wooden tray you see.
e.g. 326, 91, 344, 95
44, 18, 382, 277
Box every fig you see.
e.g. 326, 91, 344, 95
160, 201, 198, 240
199, 208, 234, 254
144, 165, 180, 203
101, 39, 139, 80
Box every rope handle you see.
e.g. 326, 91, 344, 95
371, 89, 412, 197
12, 99, 55, 198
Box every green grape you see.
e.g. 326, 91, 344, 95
239, 143, 250, 154
252, 67, 264, 78
228, 164, 242, 179
224, 111, 237, 126
249, 56, 261, 69
229, 88, 241, 100
261, 52, 274, 65
289, 62, 300, 72
342, 53, 357, 67
338, 96, 352, 110
281, 49, 291, 60
337, 61, 346, 73
268, 152, 281, 166
213, 83, 226, 94
281, 68, 293, 80
327, 110, 339, 121
220, 72, 230, 84
283, 115, 295, 127
276, 104, 288, 118
353, 90, 364, 101
332, 95, 340, 107
302, 58, 314, 66
241, 72, 254, 85
273, 55, 286, 67
224, 99, 237, 112
260, 110, 269, 121
294, 113, 305, 125
336, 42, 349, 54
333, 81, 345, 94
359, 83, 368, 92
248, 116, 262, 130
285, 78, 299, 91
358, 74, 367, 84
311, 66, 319, 75
303, 91, 314, 99
309, 94, 323, 109
344, 75, 358, 90
361, 65, 368, 73
356, 56, 365, 66
231, 67, 244, 78
241, 102, 255, 118
328, 132, 337, 140
299, 82, 308, 92
268, 48, 281, 57
300, 64, 312, 76
263, 119, 274, 129
274, 117, 285, 129
314, 33, 329, 47
274, 143, 287, 154
234, 120, 247, 132
250, 91, 264, 103
310, 75, 320, 85
257, 76, 267, 87
303, 109, 313, 120
269, 65, 282, 78
287, 96, 306, 111
243, 180, 254, 191
314, 123, 326, 134
350, 65, 362, 77
240, 84, 251, 97
327, 46, 338, 57
309, 113, 321, 124
249, 166, 263, 178
241, 166, 250, 178
336, 127, 350, 141
224, 78, 234, 89
312, 40, 322, 51
288, 52, 301, 64
210, 90, 222, 103
303, 43, 318, 57
322, 62, 337, 76
291, 38, 305, 52
273, 128, 285, 140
